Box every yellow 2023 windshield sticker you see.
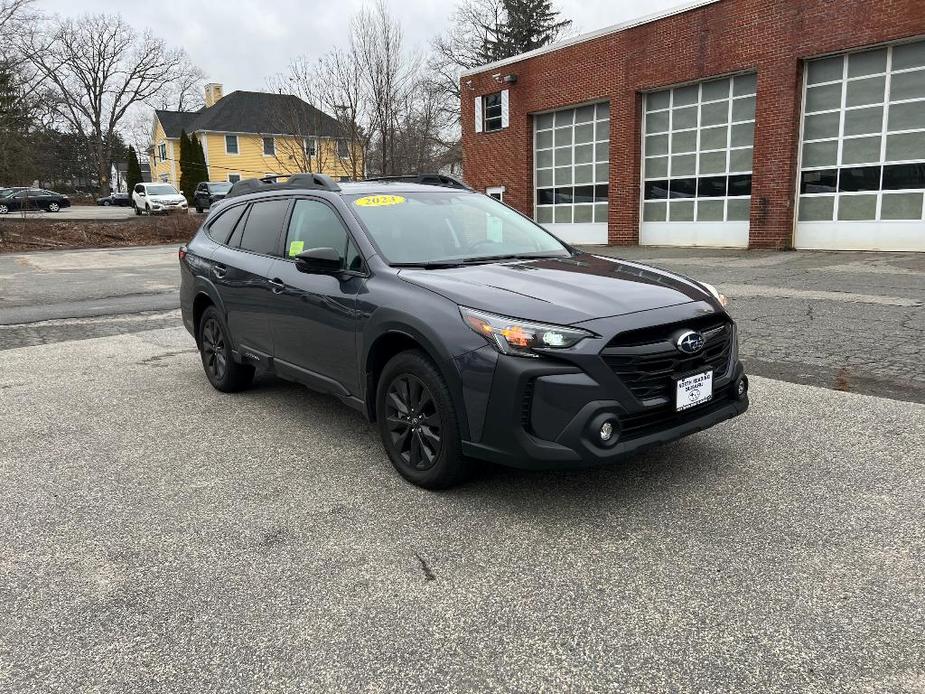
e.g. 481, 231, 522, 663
354, 195, 406, 207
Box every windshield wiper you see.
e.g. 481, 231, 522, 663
391, 261, 463, 269
460, 253, 568, 264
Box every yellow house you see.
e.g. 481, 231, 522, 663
149, 83, 363, 190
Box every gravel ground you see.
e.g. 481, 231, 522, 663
1, 327, 923, 693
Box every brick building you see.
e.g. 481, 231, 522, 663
460, 0, 925, 251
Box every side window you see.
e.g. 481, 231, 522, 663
284, 199, 355, 264
207, 204, 247, 245
135, 184, 144, 194
238, 199, 290, 256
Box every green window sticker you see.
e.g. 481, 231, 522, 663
288, 240, 304, 257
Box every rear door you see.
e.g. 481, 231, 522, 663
209, 197, 291, 359
265, 197, 364, 395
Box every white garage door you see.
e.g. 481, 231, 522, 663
796, 39, 925, 251
533, 102, 610, 244
640, 74, 756, 248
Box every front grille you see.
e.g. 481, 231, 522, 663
618, 383, 735, 441
601, 316, 733, 403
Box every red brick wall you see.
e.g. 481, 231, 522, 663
461, 0, 925, 248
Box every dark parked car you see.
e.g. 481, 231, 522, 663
0, 188, 71, 214
97, 192, 131, 206
179, 173, 748, 489
193, 181, 233, 213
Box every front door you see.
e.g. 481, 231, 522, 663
266, 197, 364, 396
210, 198, 291, 359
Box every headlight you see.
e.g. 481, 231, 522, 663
460, 306, 595, 358
701, 282, 728, 307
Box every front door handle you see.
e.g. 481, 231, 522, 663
212, 264, 227, 279
268, 277, 286, 294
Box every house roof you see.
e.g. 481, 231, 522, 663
155, 91, 343, 139
461, 0, 721, 77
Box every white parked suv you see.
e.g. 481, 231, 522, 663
132, 182, 188, 215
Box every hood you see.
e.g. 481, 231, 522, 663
149, 194, 186, 204
398, 253, 714, 325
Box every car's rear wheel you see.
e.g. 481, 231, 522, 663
0, 204, 8, 215
133, 203, 141, 216
197, 306, 254, 392
376, 350, 469, 489
48, 202, 60, 212
103, 200, 111, 206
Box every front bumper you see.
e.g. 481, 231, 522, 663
454, 304, 749, 470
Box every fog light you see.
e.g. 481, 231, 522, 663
600, 421, 614, 442
737, 377, 748, 398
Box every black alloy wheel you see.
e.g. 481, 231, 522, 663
384, 373, 443, 471
201, 316, 228, 382
197, 306, 254, 392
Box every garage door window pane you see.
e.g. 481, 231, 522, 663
646, 110, 670, 133
804, 112, 841, 140
596, 120, 610, 141
643, 201, 666, 221
646, 134, 669, 155
673, 106, 698, 130
848, 49, 887, 77
702, 78, 730, 101
573, 204, 593, 222
554, 206, 572, 223
674, 84, 698, 106
574, 164, 593, 184
798, 195, 835, 221
729, 148, 754, 172
803, 140, 838, 168
574, 123, 594, 144
699, 151, 727, 174
697, 199, 725, 221
888, 102, 925, 132
808, 56, 844, 85
886, 132, 925, 162
838, 194, 877, 220
806, 83, 842, 112
671, 130, 697, 153
700, 101, 728, 126
536, 169, 553, 187
700, 126, 727, 150
669, 200, 694, 221
536, 149, 552, 167
595, 163, 609, 183
647, 91, 670, 111
844, 106, 883, 136
892, 40, 925, 71
841, 136, 882, 165
574, 105, 595, 123
727, 198, 750, 220
646, 156, 669, 178
846, 76, 885, 107
733, 73, 757, 96
574, 144, 593, 164
732, 96, 756, 122
890, 70, 925, 101
671, 154, 696, 176
730, 122, 755, 147
536, 206, 553, 223
880, 192, 923, 219
536, 130, 553, 148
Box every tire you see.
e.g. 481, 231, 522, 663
195, 206, 203, 213
376, 350, 468, 489
0, 204, 8, 215
145, 203, 151, 216
197, 306, 254, 392
48, 202, 60, 212
134, 203, 141, 216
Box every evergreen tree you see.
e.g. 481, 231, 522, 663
494, 0, 571, 56
190, 133, 209, 190
126, 145, 143, 194
178, 129, 193, 202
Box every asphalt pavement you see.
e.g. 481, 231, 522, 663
0, 326, 922, 692
1, 244, 922, 403
0, 206, 200, 221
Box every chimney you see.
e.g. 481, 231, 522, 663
204, 83, 223, 108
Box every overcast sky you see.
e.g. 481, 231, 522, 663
37, 0, 690, 93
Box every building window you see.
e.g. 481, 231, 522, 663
642, 73, 757, 224
225, 135, 239, 155
305, 138, 317, 157
159, 174, 168, 183
484, 92, 503, 132
263, 137, 275, 156
158, 143, 167, 162
534, 102, 610, 224
798, 39, 925, 222
228, 173, 241, 183
337, 139, 350, 158
486, 186, 505, 201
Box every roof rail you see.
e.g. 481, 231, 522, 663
225, 172, 341, 199
363, 173, 470, 190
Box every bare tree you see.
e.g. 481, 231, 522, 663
19, 13, 200, 194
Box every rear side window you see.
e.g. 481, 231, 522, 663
238, 199, 290, 256
207, 205, 246, 245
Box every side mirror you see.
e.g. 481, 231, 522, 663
294, 247, 343, 274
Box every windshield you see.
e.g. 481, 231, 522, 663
346, 191, 570, 265
0, 189, 12, 198
146, 184, 179, 195
209, 183, 232, 193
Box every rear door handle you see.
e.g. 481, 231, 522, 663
211, 264, 227, 279
268, 277, 286, 294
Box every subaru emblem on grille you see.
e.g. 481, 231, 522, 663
676, 330, 705, 354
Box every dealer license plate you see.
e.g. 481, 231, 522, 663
675, 370, 713, 411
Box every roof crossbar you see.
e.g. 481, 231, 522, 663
363, 173, 470, 190
226, 172, 342, 199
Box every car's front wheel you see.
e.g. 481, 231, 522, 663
103, 200, 111, 206
133, 203, 141, 216
0, 204, 8, 215
48, 202, 60, 212
376, 350, 469, 489
197, 306, 254, 392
